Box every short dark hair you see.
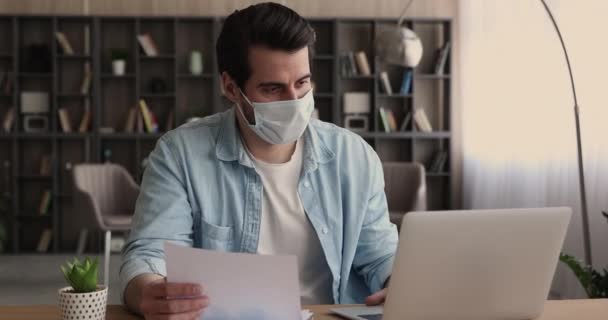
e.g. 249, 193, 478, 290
216, 2, 316, 89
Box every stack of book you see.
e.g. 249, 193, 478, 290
340, 51, 371, 77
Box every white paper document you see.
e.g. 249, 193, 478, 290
165, 242, 308, 320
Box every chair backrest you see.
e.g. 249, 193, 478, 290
382, 162, 427, 212
73, 163, 139, 217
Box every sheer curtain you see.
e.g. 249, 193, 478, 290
459, 0, 608, 298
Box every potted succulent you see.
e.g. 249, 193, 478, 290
558, 211, 608, 298
110, 49, 129, 76
59, 257, 107, 320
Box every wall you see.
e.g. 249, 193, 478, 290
0, 0, 462, 208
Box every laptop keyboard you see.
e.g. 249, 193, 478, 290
360, 315, 383, 320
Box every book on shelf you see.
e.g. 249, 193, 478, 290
80, 62, 92, 95
78, 104, 91, 133
2, 106, 15, 133
399, 69, 413, 95
165, 109, 174, 131
84, 25, 91, 55
136, 109, 144, 133
399, 111, 412, 132
1, 71, 13, 95
137, 33, 159, 57
413, 108, 433, 132
40, 155, 52, 176
138, 99, 159, 133
385, 109, 398, 132
378, 108, 390, 133
38, 189, 52, 215
429, 150, 448, 173
55, 32, 74, 55
124, 107, 137, 133
434, 41, 451, 75
379, 71, 393, 95
355, 51, 371, 76
347, 52, 358, 75
58, 108, 72, 133
36, 228, 53, 253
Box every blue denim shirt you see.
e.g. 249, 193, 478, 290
120, 108, 398, 304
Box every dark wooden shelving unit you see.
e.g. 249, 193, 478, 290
0, 15, 452, 254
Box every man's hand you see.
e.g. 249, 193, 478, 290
127, 274, 209, 320
365, 288, 388, 306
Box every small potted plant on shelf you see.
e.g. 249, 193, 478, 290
59, 257, 107, 320
110, 49, 129, 76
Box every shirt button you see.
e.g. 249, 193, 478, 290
304, 181, 311, 188
322, 227, 328, 234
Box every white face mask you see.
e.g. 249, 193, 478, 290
236, 88, 315, 145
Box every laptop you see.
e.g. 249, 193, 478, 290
332, 207, 571, 320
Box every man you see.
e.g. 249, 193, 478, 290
121, 2, 398, 319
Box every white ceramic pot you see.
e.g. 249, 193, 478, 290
58, 285, 108, 320
112, 60, 126, 76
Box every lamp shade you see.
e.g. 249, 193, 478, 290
376, 27, 423, 68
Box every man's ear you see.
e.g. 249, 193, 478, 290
221, 72, 240, 104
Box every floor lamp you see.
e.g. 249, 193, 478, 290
541, 0, 593, 267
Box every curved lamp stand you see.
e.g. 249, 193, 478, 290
541, 0, 592, 267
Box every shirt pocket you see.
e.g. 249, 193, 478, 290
199, 217, 235, 251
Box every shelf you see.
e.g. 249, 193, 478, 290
426, 172, 451, 177
54, 133, 93, 139
0, 94, 13, 99
314, 92, 334, 98
101, 73, 136, 79
177, 73, 215, 79
314, 54, 334, 60
377, 94, 413, 98
15, 214, 52, 220
14, 133, 54, 139
140, 93, 175, 98
17, 174, 52, 180
57, 93, 89, 98
342, 74, 375, 80
0, 53, 12, 59
18, 73, 53, 78
99, 132, 163, 139
357, 131, 451, 139
140, 55, 175, 60
57, 54, 91, 60
414, 74, 451, 80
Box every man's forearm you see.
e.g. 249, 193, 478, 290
124, 273, 164, 314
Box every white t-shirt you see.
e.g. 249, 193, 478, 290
244, 138, 333, 305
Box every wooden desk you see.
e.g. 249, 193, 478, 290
1, 300, 607, 320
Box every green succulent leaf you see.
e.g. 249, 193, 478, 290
60, 256, 99, 293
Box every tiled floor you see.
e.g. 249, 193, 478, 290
0, 254, 123, 305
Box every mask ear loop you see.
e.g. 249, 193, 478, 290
236, 88, 256, 125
